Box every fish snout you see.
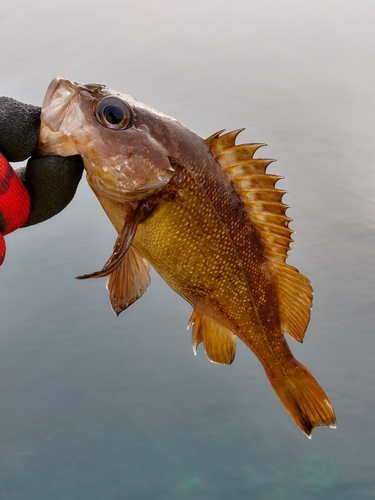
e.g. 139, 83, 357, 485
38, 78, 85, 157
41, 77, 78, 132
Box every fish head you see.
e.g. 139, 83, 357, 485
38, 77, 175, 202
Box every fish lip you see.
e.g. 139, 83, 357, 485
38, 77, 84, 156
40, 77, 108, 134
40, 77, 79, 132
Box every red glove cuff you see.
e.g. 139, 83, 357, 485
0, 153, 31, 264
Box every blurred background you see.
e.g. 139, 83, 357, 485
0, 0, 374, 498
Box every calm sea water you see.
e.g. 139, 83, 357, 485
1, 0, 375, 498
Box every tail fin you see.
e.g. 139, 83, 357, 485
266, 359, 336, 438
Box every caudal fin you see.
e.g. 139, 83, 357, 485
267, 360, 336, 438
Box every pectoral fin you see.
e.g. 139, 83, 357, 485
76, 201, 146, 280
107, 244, 151, 315
189, 310, 236, 365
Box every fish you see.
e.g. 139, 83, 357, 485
37, 77, 336, 437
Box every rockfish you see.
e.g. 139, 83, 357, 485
38, 77, 336, 437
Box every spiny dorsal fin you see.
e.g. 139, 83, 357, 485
205, 129, 244, 154
206, 130, 312, 342
188, 310, 236, 365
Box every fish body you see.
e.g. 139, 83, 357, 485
38, 78, 336, 436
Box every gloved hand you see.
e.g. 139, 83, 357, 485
0, 96, 84, 264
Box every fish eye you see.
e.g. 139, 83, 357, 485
94, 97, 132, 130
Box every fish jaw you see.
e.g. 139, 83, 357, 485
38, 78, 83, 157
38, 77, 175, 203
41, 77, 80, 133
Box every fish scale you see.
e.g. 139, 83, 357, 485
134, 163, 300, 377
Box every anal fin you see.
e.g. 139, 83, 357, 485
107, 245, 151, 315
189, 310, 236, 365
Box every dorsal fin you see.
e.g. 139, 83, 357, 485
206, 130, 312, 342
205, 129, 244, 154
272, 261, 313, 341
188, 309, 236, 365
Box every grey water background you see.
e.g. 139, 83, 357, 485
0, 0, 374, 498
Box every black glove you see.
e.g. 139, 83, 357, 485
0, 96, 84, 227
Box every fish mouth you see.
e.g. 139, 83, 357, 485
41, 77, 78, 132
38, 77, 83, 156
38, 77, 109, 157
